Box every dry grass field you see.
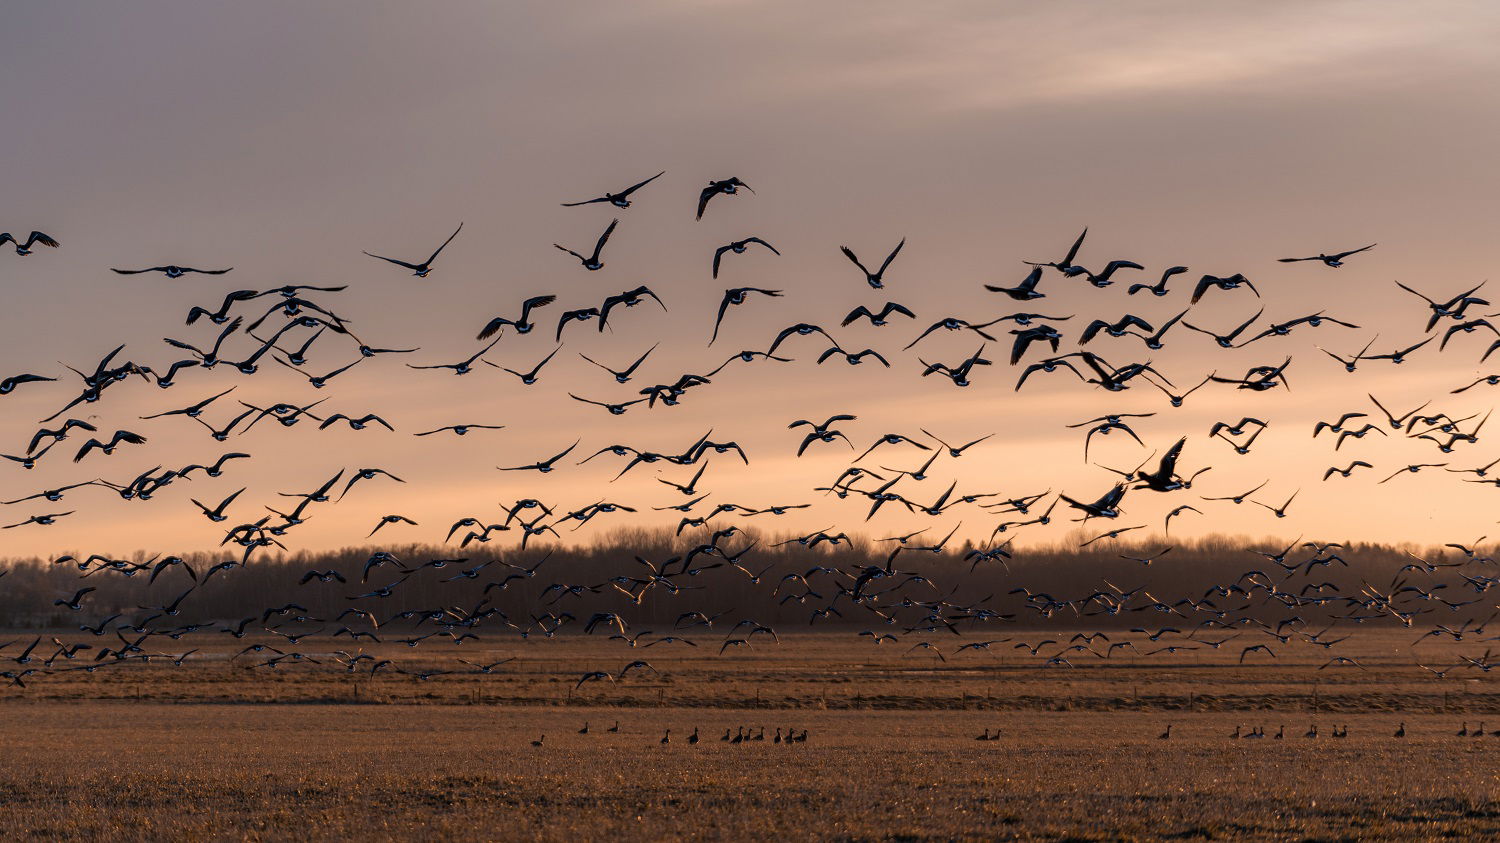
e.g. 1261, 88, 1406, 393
1, 629, 1497, 840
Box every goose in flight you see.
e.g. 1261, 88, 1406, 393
414, 423, 504, 437
0, 231, 59, 255
3, 512, 73, 529
112, 265, 232, 278
320, 413, 395, 432
580, 344, 658, 383
766, 323, 836, 356
190, 488, 245, 523
1312, 412, 1367, 437
1201, 479, 1267, 505
713, 237, 780, 278
368, 514, 418, 538
1182, 309, 1262, 349
985, 266, 1046, 300
1128, 266, 1188, 297
1379, 463, 1447, 484
905, 316, 1001, 350
921, 429, 993, 458
561, 170, 664, 208
1190, 273, 1259, 305
554, 218, 618, 271
338, 467, 404, 501
1394, 280, 1488, 331
789, 414, 856, 456
854, 432, 932, 463
840, 238, 905, 289
1009, 326, 1062, 365
696, 177, 752, 220
817, 345, 890, 367
1209, 358, 1290, 391
1080, 315, 1152, 345
1014, 355, 1084, 391
712, 288, 782, 344
570, 393, 646, 415
363, 222, 462, 277
919, 344, 992, 388
842, 302, 915, 327
0, 373, 55, 396
1064, 259, 1143, 288
1323, 461, 1373, 480
1278, 243, 1375, 267
1318, 335, 1378, 372
1333, 424, 1385, 450
73, 430, 147, 462
1360, 336, 1432, 365
476, 295, 556, 340
599, 285, 667, 332
1367, 393, 1430, 431
499, 440, 580, 473
1163, 504, 1201, 532
1252, 489, 1298, 518
140, 387, 236, 421
491, 346, 563, 386
406, 336, 500, 375
1025, 228, 1087, 273
1058, 483, 1127, 521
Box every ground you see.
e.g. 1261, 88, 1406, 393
0, 630, 1496, 840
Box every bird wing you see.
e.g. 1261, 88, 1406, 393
363, 251, 420, 271
423, 223, 464, 266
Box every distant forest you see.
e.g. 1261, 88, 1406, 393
0, 526, 1471, 633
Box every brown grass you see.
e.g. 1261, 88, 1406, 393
1, 630, 1498, 840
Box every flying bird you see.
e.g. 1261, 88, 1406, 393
696, 177, 752, 220
712, 237, 780, 278
112, 265, 232, 278
1277, 243, 1376, 267
561, 170, 664, 208
554, 218, 618, 271
363, 222, 463, 277
840, 238, 905, 289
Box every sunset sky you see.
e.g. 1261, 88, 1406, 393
2, 1, 1500, 558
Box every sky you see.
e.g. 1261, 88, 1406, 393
1, 1, 1499, 559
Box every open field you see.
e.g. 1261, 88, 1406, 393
2, 631, 1497, 840
2, 705, 1497, 841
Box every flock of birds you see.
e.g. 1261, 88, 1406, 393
529, 720, 811, 747
2, 168, 1500, 700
